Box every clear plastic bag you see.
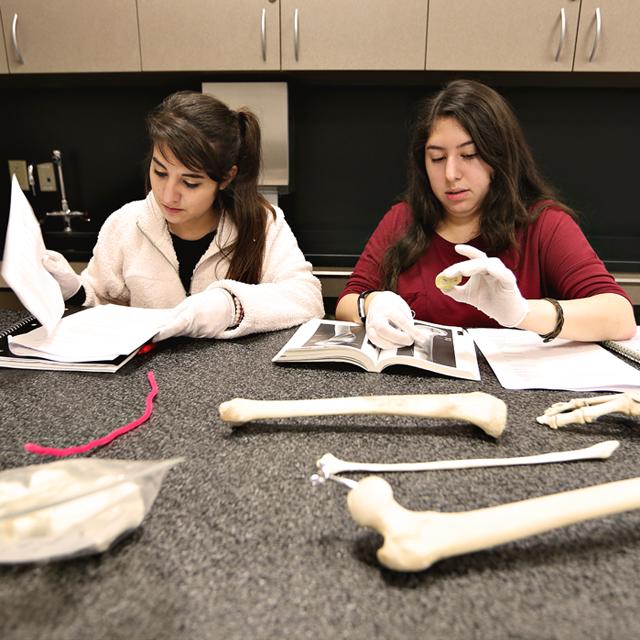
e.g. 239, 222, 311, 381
0, 457, 182, 563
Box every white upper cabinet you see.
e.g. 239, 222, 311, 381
574, 1, 640, 71
426, 0, 581, 71
138, 0, 280, 71
0, 0, 141, 73
280, 0, 428, 70
0, 13, 8, 73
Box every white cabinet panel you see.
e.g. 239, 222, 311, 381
0, 12, 7, 73
0, 0, 141, 73
138, 0, 280, 71
281, 0, 428, 70
574, 1, 640, 71
427, 0, 581, 71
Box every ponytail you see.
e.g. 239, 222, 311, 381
217, 108, 274, 284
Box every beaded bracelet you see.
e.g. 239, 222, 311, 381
539, 297, 564, 343
228, 294, 244, 329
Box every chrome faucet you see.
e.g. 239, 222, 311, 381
46, 149, 89, 232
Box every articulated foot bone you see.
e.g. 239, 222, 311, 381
537, 391, 640, 429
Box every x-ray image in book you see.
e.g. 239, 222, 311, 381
272, 319, 480, 381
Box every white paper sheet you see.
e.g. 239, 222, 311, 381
1, 176, 65, 335
8, 305, 174, 363
469, 328, 640, 392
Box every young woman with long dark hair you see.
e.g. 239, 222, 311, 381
336, 79, 635, 349
44, 91, 323, 340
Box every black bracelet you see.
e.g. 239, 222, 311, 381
539, 298, 564, 343
357, 290, 375, 324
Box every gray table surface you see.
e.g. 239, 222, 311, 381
1, 309, 640, 640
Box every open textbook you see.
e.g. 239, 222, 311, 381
273, 319, 481, 381
1, 176, 173, 372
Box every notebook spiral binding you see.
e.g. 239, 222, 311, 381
603, 340, 640, 365
0, 314, 38, 340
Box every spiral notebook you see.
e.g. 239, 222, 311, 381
0, 310, 138, 373
0, 306, 171, 373
601, 327, 640, 365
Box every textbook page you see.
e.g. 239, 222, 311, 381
469, 328, 640, 392
1, 176, 65, 335
7, 305, 174, 363
273, 318, 480, 380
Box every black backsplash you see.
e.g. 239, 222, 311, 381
1, 72, 639, 271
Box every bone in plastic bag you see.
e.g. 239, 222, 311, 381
0, 457, 182, 563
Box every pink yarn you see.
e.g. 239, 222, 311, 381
24, 371, 159, 457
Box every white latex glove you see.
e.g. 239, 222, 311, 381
438, 244, 528, 327
365, 291, 416, 350
42, 250, 82, 300
154, 288, 236, 341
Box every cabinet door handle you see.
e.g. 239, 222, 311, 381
554, 7, 567, 62
294, 8, 300, 61
11, 14, 24, 65
261, 7, 267, 61
588, 7, 602, 62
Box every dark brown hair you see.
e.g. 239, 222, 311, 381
146, 90, 274, 284
382, 79, 575, 290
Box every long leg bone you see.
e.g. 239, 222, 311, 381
537, 391, 640, 429
346, 474, 640, 572
316, 440, 619, 478
218, 392, 507, 438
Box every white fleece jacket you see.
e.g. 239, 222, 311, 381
81, 192, 324, 338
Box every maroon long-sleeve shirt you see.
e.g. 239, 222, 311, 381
339, 202, 629, 328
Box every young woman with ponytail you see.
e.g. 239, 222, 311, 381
43, 91, 324, 340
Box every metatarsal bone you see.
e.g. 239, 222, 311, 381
317, 440, 619, 477
218, 392, 507, 438
347, 474, 640, 572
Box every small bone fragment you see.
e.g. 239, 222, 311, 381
537, 391, 640, 429
218, 392, 507, 438
347, 474, 640, 572
317, 440, 619, 477
435, 273, 462, 291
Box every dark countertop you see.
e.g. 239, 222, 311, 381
1, 309, 640, 640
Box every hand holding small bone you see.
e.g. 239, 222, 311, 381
437, 244, 528, 327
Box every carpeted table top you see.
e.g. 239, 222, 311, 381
1, 309, 639, 640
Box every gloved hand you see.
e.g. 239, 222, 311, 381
42, 250, 82, 300
437, 244, 528, 327
154, 288, 236, 341
365, 291, 416, 350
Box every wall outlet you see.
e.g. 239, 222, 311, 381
37, 162, 57, 192
8, 160, 29, 190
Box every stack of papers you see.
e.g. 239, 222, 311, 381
8, 305, 173, 363
1, 175, 64, 333
1, 175, 174, 372
469, 328, 640, 392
